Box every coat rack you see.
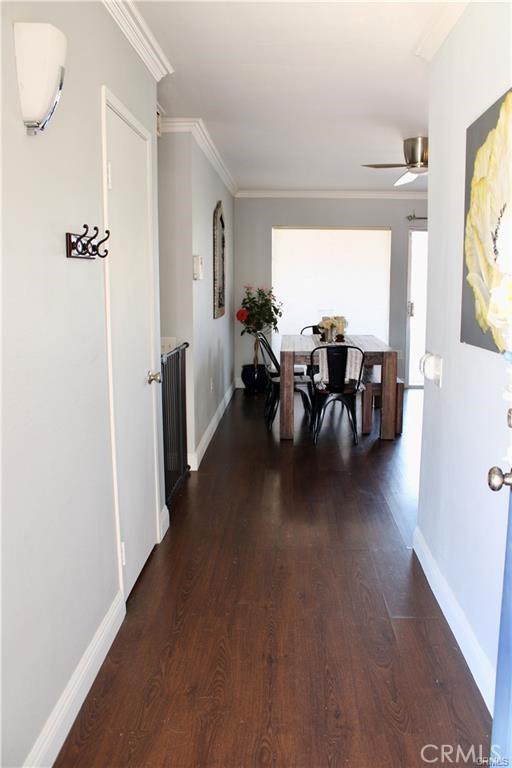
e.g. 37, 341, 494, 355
66, 225, 110, 259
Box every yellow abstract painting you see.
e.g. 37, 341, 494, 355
462, 89, 512, 352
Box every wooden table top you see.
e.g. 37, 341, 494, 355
280, 334, 396, 354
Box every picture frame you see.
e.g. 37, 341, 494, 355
461, 88, 512, 353
213, 200, 226, 319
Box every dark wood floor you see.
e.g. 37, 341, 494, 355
55, 391, 490, 767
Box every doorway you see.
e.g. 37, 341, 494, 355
102, 88, 160, 598
407, 230, 428, 387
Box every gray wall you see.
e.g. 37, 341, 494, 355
158, 133, 196, 446
2, 3, 158, 765
192, 141, 234, 447
416, 2, 511, 711
158, 132, 234, 464
234, 196, 428, 380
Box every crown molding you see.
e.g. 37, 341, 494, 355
161, 118, 238, 196
415, 2, 468, 62
235, 189, 428, 201
102, 1, 174, 81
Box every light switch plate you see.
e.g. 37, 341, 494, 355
193, 254, 204, 280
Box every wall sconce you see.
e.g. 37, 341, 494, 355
14, 23, 67, 136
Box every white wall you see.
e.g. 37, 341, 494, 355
158, 131, 235, 469
272, 227, 391, 344
2, 3, 160, 765
415, 1, 512, 712
234, 196, 427, 382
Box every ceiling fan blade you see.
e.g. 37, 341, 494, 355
394, 170, 418, 187
362, 163, 408, 169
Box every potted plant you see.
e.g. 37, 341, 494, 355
236, 286, 283, 393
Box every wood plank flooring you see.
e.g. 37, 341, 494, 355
55, 391, 490, 767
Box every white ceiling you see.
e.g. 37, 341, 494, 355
140, 2, 464, 192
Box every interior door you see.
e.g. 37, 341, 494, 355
104, 93, 159, 597
407, 230, 428, 386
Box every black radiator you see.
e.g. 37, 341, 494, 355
161, 342, 190, 508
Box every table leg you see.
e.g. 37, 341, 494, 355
280, 350, 294, 440
380, 350, 397, 440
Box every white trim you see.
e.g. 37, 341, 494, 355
413, 526, 495, 713
101, 87, 162, 597
188, 382, 235, 470
159, 505, 170, 540
102, 0, 174, 81
235, 377, 244, 389
415, 3, 468, 62
160, 118, 238, 196
235, 189, 428, 200
23, 592, 125, 768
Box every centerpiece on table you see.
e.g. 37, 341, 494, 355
236, 286, 283, 393
318, 315, 348, 343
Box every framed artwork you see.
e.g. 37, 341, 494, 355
461, 88, 512, 352
213, 200, 226, 318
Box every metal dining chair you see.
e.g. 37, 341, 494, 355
256, 332, 311, 429
309, 344, 365, 444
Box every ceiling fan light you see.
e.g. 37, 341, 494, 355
403, 137, 428, 166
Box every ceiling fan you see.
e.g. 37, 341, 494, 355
362, 137, 429, 187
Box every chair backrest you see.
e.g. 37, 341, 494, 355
256, 332, 280, 374
310, 345, 365, 394
301, 325, 320, 335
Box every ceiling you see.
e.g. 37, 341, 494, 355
140, 2, 464, 193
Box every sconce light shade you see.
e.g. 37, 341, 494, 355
14, 23, 67, 135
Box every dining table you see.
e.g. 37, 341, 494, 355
279, 334, 399, 441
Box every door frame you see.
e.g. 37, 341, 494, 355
405, 227, 428, 389
100, 86, 162, 598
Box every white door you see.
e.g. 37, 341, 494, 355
103, 91, 159, 597
407, 230, 428, 387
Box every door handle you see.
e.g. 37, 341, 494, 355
488, 466, 512, 492
147, 370, 161, 385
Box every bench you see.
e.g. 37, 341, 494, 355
362, 377, 404, 435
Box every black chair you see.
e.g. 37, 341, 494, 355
257, 332, 311, 429
309, 345, 365, 445
300, 325, 321, 376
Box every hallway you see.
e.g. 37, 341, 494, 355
55, 392, 490, 767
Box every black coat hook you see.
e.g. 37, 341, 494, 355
66, 226, 110, 260
93, 230, 110, 258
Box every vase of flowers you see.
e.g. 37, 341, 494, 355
236, 286, 283, 393
318, 315, 348, 343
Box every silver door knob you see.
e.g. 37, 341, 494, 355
147, 370, 161, 384
488, 466, 512, 491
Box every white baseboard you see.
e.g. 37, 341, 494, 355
159, 504, 169, 541
413, 526, 495, 713
188, 382, 235, 471
235, 377, 244, 389
23, 591, 126, 768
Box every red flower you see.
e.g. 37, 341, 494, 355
236, 308, 249, 323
